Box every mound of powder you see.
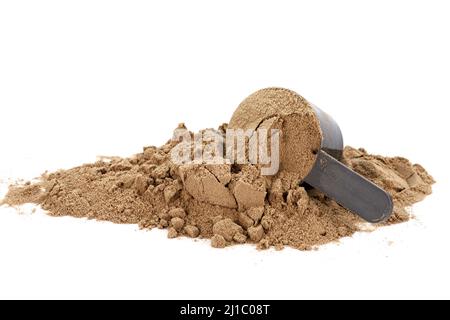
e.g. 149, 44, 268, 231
0, 88, 435, 250
1, 126, 434, 250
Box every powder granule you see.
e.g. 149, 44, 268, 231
1, 124, 434, 250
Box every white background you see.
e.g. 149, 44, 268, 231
0, 0, 448, 299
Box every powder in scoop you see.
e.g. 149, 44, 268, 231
229, 87, 322, 180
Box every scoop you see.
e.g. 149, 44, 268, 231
229, 87, 393, 223
305, 104, 393, 222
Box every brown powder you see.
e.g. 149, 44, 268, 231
229, 87, 322, 180
0, 89, 435, 251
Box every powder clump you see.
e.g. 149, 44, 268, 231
213, 218, 244, 242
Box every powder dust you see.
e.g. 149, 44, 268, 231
1, 88, 435, 251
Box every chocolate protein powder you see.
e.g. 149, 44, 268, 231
1, 88, 435, 250
229, 88, 322, 180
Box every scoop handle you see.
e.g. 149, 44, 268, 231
304, 150, 393, 223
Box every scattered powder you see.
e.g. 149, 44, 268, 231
0, 88, 435, 250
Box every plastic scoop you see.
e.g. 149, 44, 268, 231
229, 88, 393, 223
304, 105, 393, 223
